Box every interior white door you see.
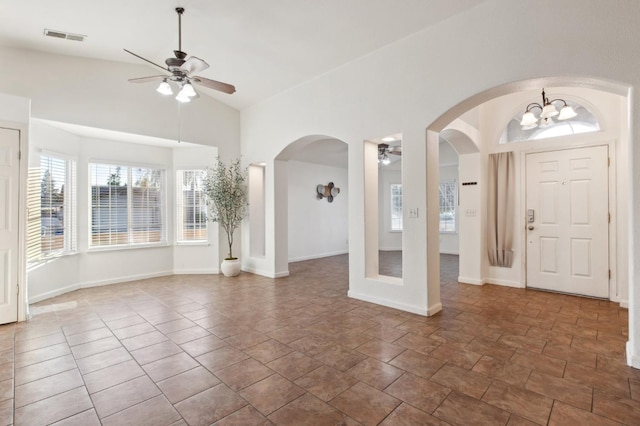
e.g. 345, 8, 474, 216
525, 145, 609, 298
0, 127, 20, 324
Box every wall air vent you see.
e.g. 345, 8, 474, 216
44, 29, 87, 42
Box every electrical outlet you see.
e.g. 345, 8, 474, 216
408, 208, 419, 218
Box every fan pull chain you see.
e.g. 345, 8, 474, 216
177, 102, 182, 143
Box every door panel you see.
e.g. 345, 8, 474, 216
526, 146, 609, 298
0, 128, 19, 324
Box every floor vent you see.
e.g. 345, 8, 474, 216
44, 29, 86, 42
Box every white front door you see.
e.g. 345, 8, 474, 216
0, 127, 20, 324
525, 145, 609, 298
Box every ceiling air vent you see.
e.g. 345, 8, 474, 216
44, 29, 87, 42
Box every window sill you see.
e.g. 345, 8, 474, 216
27, 251, 79, 271
440, 231, 458, 235
175, 241, 210, 246
88, 242, 170, 253
389, 230, 403, 233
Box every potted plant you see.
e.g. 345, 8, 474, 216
203, 157, 248, 277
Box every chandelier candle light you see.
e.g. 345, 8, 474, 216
520, 89, 577, 129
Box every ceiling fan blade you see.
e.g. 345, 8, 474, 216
123, 49, 168, 72
128, 75, 167, 83
388, 147, 402, 155
181, 56, 209, 75
192, 76, 236, 94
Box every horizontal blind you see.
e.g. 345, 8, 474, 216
40, 155, 68, 257
390, 183, 403, 231
90, 163, 129, 246
177, 170, 208, 242
26, 167, 42, 263
90, 163, 165, 247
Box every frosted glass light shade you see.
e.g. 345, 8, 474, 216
540, 103, 559, 119
558, 105, 578, 120
176, 92, 191, 103
156, 81, 173, 95
181, 82, 197, 97
520, 111, 538, 127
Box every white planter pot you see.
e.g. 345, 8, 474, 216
221, 259, 241, 277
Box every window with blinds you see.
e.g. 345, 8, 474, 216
390, 183, 403, 231
29, 154, 76, 261
90, 163, 165, 248
439, 180, 457, 233
176, 170, 208, 242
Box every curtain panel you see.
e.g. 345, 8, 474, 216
487, 152, 515, 267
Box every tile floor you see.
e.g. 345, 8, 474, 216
0, 254, 637, 425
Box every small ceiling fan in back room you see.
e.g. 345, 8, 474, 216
124, 7, 235, 103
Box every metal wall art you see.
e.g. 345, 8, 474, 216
316, 182, 340, 202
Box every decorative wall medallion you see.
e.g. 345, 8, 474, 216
317, 182, 340, 202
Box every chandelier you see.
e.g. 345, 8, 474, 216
520, 89, 577, 129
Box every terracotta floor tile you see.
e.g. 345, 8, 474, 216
111, 322, 157, 340
131, 340, 183, 365
363, 325, 408, 343
356, 338, 406, 362
70, 336, 122, 359
542, 343, 597, 368
498, 334, 546, 353
215, 358, 274, 391
91, 375, 160, 418
294, 365, 358, 402
572, 336, 626, 357
525, 370, 593, 411
314, 344, 368, 372
384, 373, 451, 413
430, 342, 481, 370
212, 405, 272, 425
83, 359, 145, 394
155, 318, 196, 335
434, 391, 510, 426
239, 374, 306, 416
0, 398, 11, 426
14, 332, 66, 354
268, 393, 347, 425
101, 394, 181, 426
14, 353, 77, 386
120, 331, 169, 352
175, 383, 247, 425
15, 368, 84, 408
0, 378, 12, 403
14, 386, 93, 425
267, 351, 322, 381
196, 346, 249, 372
157, 366, 220, 404
288, 334, 334, 356
465, 338, 515, 360
380, 402, 447, 426
180, 335, 227, 357
75, 347, 132, 375
330, 381, 400, 426
431, 364, 492, 399
482, 380, 553, 425
564, 362, 631, 398
244, 339, 294, 363
346, 357, 404, 390
388, 349, 445, 379
548, 401, 621, 426
166, 326, 211, 345
14, 342, 71, 368
104, 314, 147, 331
394, 332, 441, 355
593, 389, 640, 425
472, 356, 530, 387
510, 350, 566, 378
51, 408, 101, 426
267, 327, 312, 345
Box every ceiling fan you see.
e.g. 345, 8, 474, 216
124, 7, 235, 103
378, 143, 402, 165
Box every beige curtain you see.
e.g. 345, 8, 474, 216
487, 152, 515, 267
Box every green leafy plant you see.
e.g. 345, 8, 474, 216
203, 157, 248, 260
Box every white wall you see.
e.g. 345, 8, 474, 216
27, 120, 219, 302
239, 0, 640, 366
288, 161, 348, 262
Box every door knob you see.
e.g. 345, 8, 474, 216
528, 225, 535, 230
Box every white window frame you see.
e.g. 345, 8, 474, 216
89, 162, 167, 250
390, 183, 403, 232
439, 180, 457, 233
176, 169, 208, 244
38, 152, 77, 259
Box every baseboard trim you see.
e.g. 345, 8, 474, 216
458, 276, 485, 285
242, 266, 290, 278
620, 300, 629, 308
173, 268, 219, 275
289, 250, 348, 263
627, 341, 640, 369
486, 278, 524, 288
427, 302, 443, 316
347, 290, 428, 316
28, 270, 174, 304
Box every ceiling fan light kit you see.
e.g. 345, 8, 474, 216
378, 143, 401, 165
125, 7, 236, 103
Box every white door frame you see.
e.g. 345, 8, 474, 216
0, 121, 28, 322
519, 139, 618, 302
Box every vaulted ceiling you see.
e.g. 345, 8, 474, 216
0, 0, 485, 110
